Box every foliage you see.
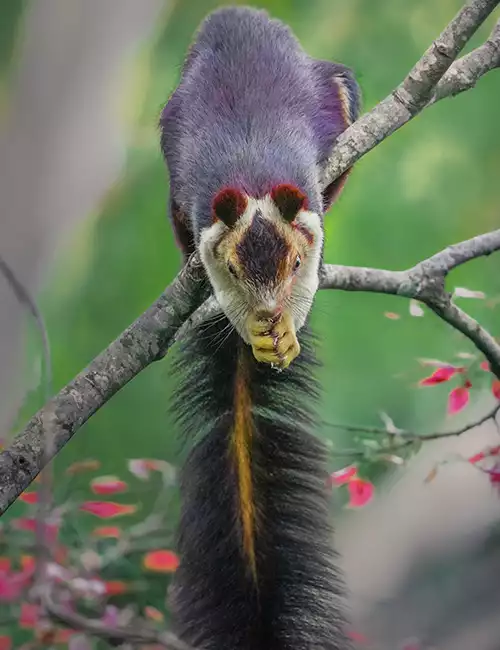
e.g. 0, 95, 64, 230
0, 458, 178, 649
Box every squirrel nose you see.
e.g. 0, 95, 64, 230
256, 306, 282, 322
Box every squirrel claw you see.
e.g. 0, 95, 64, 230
246, 311, 300, 369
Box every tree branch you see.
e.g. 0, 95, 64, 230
320, 0, 500, 189
1, 229, 498, 514
430, 19, 500, 103
43, 589, 192, 650
0, 255, 208, 515
320, 228, 500, 378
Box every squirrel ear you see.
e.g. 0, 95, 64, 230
271, 184, 308, 222
212, 189, 247, 227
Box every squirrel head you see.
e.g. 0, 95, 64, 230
199, 184, 323, 342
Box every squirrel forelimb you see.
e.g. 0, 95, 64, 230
246, 310, 301, 370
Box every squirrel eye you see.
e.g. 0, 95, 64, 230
293, 254, 301, 271
227, 261, 238, 278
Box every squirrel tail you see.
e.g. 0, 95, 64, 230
170, 316, 351, 650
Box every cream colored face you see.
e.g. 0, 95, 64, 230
199, 193, 323, 343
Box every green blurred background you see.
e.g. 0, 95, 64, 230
0, 0, 499, 644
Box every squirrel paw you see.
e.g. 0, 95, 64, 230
246, 311, 300, 370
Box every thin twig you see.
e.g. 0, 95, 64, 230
43, 589, 192, 650
326, 402, 500, 444
0, 256, 52, 401
0, 256, 54, 600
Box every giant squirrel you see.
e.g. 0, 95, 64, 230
160, 6, 360, 649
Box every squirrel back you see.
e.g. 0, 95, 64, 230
160, 6, 360, 249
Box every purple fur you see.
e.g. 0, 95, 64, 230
160, 6, 360, 245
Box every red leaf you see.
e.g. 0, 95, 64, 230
327, 466, 357, 487
19, 491, 38, 504
105, 580, 131, 596
11, 518, 59, 542
469, 451, 485, 464
91, 476, 128, 496
92, 525, 122, 538
492, 381, 500, 400
419, 366, 463, 386
347, 478, 374, 508
145, 605, 165, 623
19, 603, 39, 628
0, 636, 11, 650
143, 550, 180, 573
20, 555, 35, 571
447, 386, 470, 414
480, 361, 490, 371
347, 629, 369, 644
79, 501, 137, 518
468, 445, 500, 465
11, 517, 37, 532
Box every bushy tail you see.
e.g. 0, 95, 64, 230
170, 316, 351, 650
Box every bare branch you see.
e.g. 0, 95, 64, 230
0, 254, 208, 515
0, 256, 52, 400
321, 228, 500, 378
43, 590, 192, 650
320, 0, 500, 188
431, 19, 500, 102
0, 256, 55, 595
326, 402, 500, 447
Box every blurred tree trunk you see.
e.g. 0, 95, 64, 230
0, 0, 164, 434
